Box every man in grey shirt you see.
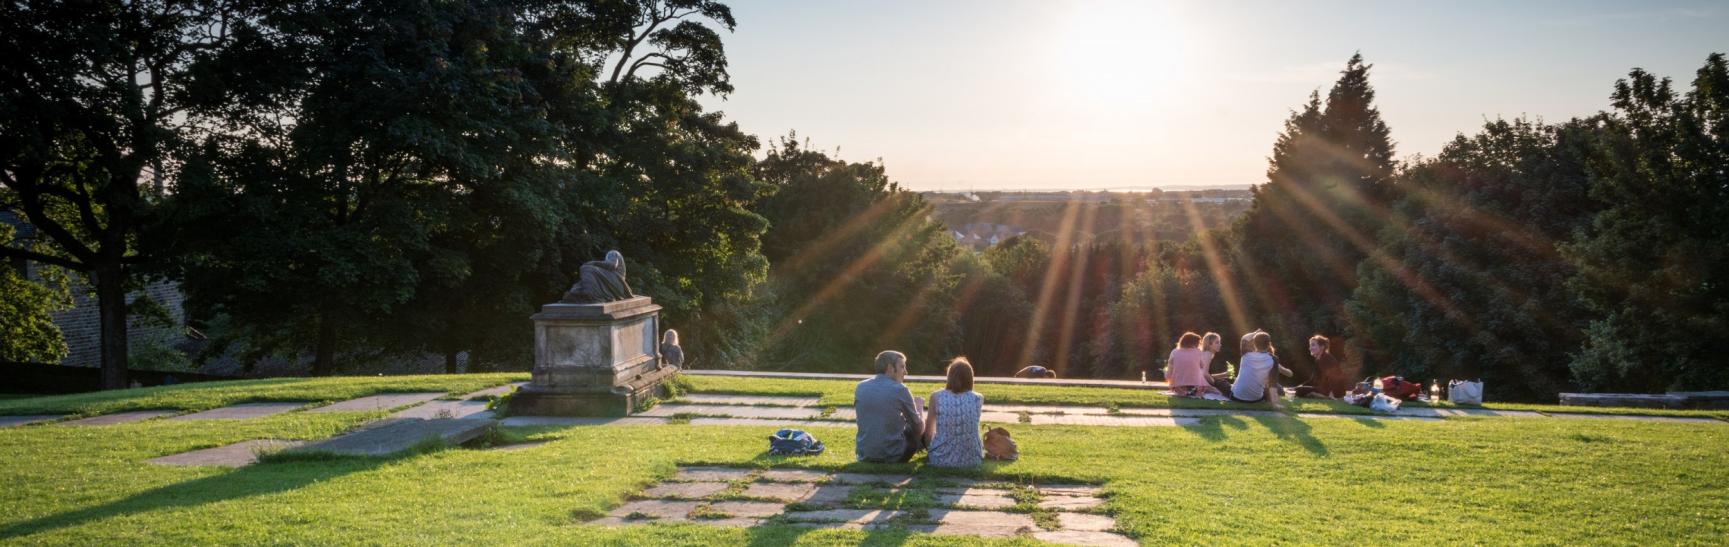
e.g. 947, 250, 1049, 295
855, 350, 925, 463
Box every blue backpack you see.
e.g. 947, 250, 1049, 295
768, 429, 825, 456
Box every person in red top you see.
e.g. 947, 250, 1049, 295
1294, 334, 1350, 398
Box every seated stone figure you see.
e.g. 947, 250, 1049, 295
562, 250, 634, 304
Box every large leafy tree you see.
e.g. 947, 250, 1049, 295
750, 136, 962, 372
0, 0, 286, 387
1344, 118, 1603, 399
1231, 53, 1398, 368
1566, 54, 1729, 392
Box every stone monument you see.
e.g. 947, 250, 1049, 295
510, 251, 678, 416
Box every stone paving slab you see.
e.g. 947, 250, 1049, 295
980, 411, 1026, 423
934, 491, 1016, 509
830, 473, 915, 486
1029, 414, 1199, 427
1055, 512, 1116, 532
643, 404, 826, 420
390, 399, 493, 420
170, 402, 306, 421
1038, 484, 1104, 497
706, 501, 787, 518
685, 417, 843, 429
758, 468, 831, 483
681, 394, 821, 407
691, 517, 764, 528
0, 415, 62, 428
1034, 530, 1138, 547
289, 418, 492, 456
805, 483, 856, 504
742, 482, 818, 502
642, 481, 730, 499
779, 508, 905, 524
609, 499, 700, 520
498, 416, 667, 427
929, 509, 1037, 529
148, 439, 305, 467
899, 523, 1026, 538
985, 404, 1112, 415
1038, 494, 1105, 511
308, 392, 447, 413
672, 466, 754, 482
62, 410, 178, 426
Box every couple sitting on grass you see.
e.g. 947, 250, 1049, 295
1165, 330, 1350, 408
854, 350, 983, 468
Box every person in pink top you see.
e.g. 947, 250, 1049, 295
1167, 332, 1222, 397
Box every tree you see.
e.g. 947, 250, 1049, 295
750, 136, 962, 373
1344, 118, 1603, 400
0, 1, 284, 388
0, 222, 71, 363
1566, 54, 1729, 392
1231, 53, 1399, 361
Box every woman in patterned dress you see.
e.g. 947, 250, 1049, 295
923, 357, 984, 468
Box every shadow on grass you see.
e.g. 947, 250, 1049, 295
1249, 415, 1327, 456
1177, 415, 1249, 442
745, 521, 912, 547
0, 455, 394, 540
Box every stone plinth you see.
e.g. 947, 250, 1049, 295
511, 297, 675, 416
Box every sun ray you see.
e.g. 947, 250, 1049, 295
1014, 195, 1085, 370
1181, 198, 1252, 336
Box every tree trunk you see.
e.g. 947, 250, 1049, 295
94, 266, 130, 390
312, 314, 336, 376
444, 349, 459, 374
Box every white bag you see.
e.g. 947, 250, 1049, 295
1449, 380, 1484, 405
1371, 393, 1402, 413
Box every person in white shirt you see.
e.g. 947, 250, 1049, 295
1211, 330, 1292, 407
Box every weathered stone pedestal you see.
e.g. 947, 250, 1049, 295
511, 297, 677, 416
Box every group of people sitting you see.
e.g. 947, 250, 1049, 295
850, 331, 1352, 467
1165, 330, 1350, 405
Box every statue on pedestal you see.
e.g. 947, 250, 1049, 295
562, 250, 634, 304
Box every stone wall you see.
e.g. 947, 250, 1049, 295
44, 271, 187, 368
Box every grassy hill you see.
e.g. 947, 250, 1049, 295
2, 374, 1725, 545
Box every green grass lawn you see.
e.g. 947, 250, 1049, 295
0, 373, 526, 417
3, 374, 1727, 545
682, 375, 1729, 420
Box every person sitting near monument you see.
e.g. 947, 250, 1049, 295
1293, 334, 1349, 399
855, 350, 926, 463
1167, 332, 1221, 398
1013, 365, 1057, 379
923, 357, 984, 468
1210, 330, 1293, 407
659, 329, 684, 368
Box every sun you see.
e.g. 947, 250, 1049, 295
1047, 1, 1192, 110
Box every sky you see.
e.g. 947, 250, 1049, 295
696, 0, 1727, 191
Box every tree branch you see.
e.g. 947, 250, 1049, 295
0, 245, 85, 270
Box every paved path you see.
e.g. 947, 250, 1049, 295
684, 369, 1169, 391
593, 465, 1134, 546
148, 440, 306, 467
287, 418, 494, 456
0, 415, 62, 428
62, 410, 179, 426
308, 392, 449, 413
171, 402, 306, 421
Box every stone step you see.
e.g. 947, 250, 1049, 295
289, 418, 494, 457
